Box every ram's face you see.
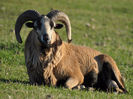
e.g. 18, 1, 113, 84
26, 15, 63, 47
34, 16, 55, 46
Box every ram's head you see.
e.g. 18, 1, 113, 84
15, 10, 72, 46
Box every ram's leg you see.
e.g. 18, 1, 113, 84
83, 59, 98, 89
84, 71, 98, 88
95, 54, 128, 93
65, 72, 84, 90
65, 78, 80, 89
108, 80, 123, 93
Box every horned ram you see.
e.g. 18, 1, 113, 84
15, 10, 128, 93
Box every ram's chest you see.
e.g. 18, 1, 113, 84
42, 46, 64, 81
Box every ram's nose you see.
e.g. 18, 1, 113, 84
43, 34, 51, 44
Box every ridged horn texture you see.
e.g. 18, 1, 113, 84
47, 10, 72, 43
15, 10, 40, 43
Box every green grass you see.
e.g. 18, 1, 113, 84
0, 0, 133, 98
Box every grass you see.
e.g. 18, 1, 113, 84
0, 0, 133, 98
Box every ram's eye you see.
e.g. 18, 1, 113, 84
54, 24, 63, 29
25, 22, 34, 28
37, 21, 41, 26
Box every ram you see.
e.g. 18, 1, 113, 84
15, 10, 127, 93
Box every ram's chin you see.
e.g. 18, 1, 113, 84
41, 42, 51, 49
44, 44, 51, 48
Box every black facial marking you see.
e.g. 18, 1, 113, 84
50, 21, 54, 29
36, 19, 42, 30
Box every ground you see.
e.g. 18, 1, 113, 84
0, 0, 133, 98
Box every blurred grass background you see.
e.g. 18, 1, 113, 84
0, 0, 133, 98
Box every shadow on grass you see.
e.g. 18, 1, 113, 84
0, 78, 29, 85
0, 42, 24, 52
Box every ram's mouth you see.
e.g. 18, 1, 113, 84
44, 43, 51, 48
38, 37, 51, 48
41, 42, 51, 48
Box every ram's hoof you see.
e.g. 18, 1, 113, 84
72, 85, 86, 90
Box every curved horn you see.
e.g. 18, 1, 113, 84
15, 10, 40, 43
47, 10, 72, 43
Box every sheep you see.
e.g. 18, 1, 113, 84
15, 10, 128, 93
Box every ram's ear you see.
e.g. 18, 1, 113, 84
54, 24, 63, 29
25, 22, 34, 28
